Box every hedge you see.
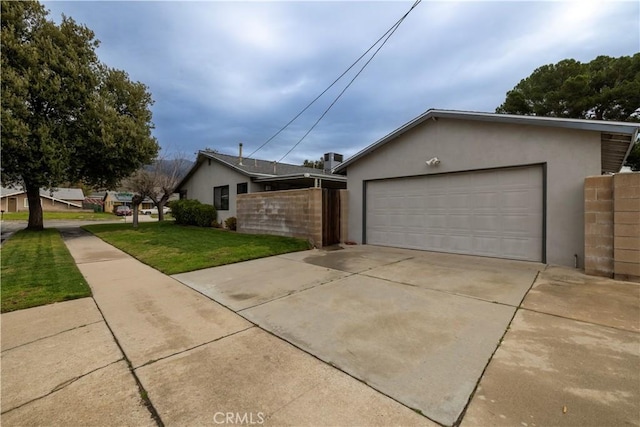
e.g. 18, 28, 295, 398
169, 199, 217, 227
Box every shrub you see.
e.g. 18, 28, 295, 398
169, 199, 217, 227
224, 217, 237, 231
193, 204, 217, 227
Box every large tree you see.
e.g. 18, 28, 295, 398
302, 158, 324, 169
1, 1, 159, 229
496, 54, 640, 169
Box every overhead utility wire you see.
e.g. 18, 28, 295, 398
277, 0, 421, 163
247, 0, 422, 160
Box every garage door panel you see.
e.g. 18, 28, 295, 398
472, 192, 500, 208
450, 235, 473, 251
474, 236, 500, 254
448, 215, 472, 232
473, 215, 501, 233
502, 215, 538, 234
366, 166, 543, 262
503, 190, 538, 209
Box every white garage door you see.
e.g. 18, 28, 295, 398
366, 166, 543, 262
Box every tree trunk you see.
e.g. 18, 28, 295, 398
25, 183, 44, 231
132, 204, 139, 228
157, 194, 170, 222
131, 194, 144, 228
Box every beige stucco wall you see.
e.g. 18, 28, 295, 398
237, 188, 323, 247
180, 160, 263, 224
345, 118, 602, 267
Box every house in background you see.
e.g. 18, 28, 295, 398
84, 191, 106, 212
0, 187, 85, 212
103, 191, 134, 213
103, 191, 173, 213
334, 109, 639, 268
176, 148, 347, 225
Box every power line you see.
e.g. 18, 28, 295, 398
247, 0, 422, 160
278, 0, 421, 163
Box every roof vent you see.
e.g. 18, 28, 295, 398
238, 142, 243, 166
323, 152, 343, 173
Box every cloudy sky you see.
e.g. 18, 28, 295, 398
43, 1, 639, 165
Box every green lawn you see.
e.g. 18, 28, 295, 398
83, 221, 311, 274
1, 229, 92, 313
1, 211, 116, 221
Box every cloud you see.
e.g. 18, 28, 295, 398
42, 0, 640, 164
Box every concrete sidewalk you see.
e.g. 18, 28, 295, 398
1, 298, 155, 426
16, 229, 430, 426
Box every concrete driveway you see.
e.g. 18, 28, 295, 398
5, 231, 637, 426
173, 245, 545, 426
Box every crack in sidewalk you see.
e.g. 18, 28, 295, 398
0, 358, 124, 415
134, 325, 256, 369
1, 320, 104, 353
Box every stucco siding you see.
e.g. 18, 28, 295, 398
181, 160, 262, 223
346, 118, 601, 267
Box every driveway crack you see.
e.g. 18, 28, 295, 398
237, 274, 357, 313
452, 268, 542, 426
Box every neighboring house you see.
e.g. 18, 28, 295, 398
84, 191, 106, 212
103, 191, 173, 213
176, 149, 347, 224
334, 109, 639, 268
0, 187, 85, 212
103, 191, 134, 213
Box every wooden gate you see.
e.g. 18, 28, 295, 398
322, 189, 340, 246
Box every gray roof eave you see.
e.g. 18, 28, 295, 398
204, 152, 268, 178
253, 173, 347, 183
176, 151, 269, 191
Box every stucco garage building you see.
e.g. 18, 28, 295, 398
334, 109, 639, 267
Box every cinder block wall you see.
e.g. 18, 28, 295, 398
237, 188, 323, 247
584, 176, 614, 277
613, 173, 640, 282
584, 173, 640, 282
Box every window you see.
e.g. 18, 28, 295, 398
214, 185, 229, 210
179, 190, 187, 200
237, 182, 248, 195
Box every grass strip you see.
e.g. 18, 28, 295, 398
1, 212, 117, 221
83, 221, 311, 275
1, 229, 92, 313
